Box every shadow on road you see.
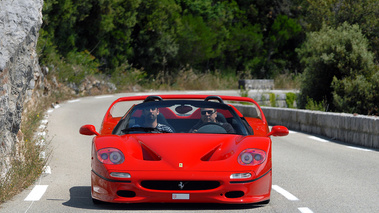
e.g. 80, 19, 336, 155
62, 186, 265, 210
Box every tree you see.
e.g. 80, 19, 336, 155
304, 0, 379, 62
297, 22, 378, 114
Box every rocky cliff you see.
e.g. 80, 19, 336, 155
0, 0, 44, 175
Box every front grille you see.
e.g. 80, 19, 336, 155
141, 180, 220, 190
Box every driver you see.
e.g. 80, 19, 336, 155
139, 107, 174, 133
190, 108, 235, 133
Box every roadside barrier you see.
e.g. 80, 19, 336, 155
234, 105, 379, 149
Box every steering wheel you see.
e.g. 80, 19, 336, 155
196, 122, 227, 133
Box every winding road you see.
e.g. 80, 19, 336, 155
1, 91, 378, 213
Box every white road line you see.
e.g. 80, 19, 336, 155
95, 95, 114, 99
272, 185, 299, 201
37, 131, 46, 136
346, 146, 372, 152
308, 136, 329, 143
43, 166, 51, 174
298, 207, 314, 213
47, 109, 54, 113
68, 99, 80, 103
24, 185, 48, 201
39, 151, 46, 159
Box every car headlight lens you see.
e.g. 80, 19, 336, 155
97, 148, 124, 164
230, 173, 252, 179
110, 172, 131, 178
238, 149, 266, 166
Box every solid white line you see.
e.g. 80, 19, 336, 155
95, 95, 114, 99
24, 185, 48, 201
308, 136, 329, 143
47, 109, 54, 113
298, 207, 313, 213
68, 99, 80, 103
346, 146, 372, 152
272, 185, 299, 201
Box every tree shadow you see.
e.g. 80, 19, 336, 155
62, 186, 266, 210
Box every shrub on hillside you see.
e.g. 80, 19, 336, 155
296, 22, 378, 114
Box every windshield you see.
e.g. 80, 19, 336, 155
112, 100, 251, 135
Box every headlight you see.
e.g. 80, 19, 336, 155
97, 148, 125, 164
230, 173, 252, 179
110, 172, 131, 178
238, 149, 266, 166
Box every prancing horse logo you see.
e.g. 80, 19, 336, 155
178, 181, 185, 189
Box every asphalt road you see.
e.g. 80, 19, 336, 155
1, 91, 378, 213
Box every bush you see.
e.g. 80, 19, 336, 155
110, 62, 147, 91
305, 97, 327, 111
286, 92, 297, 108
269, 93, 277, 107
296, 22, 378, 114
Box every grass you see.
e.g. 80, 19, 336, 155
0, 108, 47, 204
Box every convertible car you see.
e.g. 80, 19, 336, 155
79, 94, 288, 204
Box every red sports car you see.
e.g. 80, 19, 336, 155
80, 94, 288, 204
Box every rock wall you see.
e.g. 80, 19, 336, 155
0, 0, 44, 174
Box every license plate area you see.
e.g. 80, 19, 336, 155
172, 193, 190, 200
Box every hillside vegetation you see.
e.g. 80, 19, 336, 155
38, 0, 379, 115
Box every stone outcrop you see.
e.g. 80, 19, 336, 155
0, 0, 44, 175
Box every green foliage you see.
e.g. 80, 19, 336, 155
37, 0, 379, 114
296, 22, 377, 114
110, 62, 147, 90
39, 0, 305, 77
286, 92, 297, 108
332, 71, 379, 114
269, 93, 277, 107
305, 97, 327, 111
260, 15, 303, 78
239, 86, 249, 97
304, 0, 379, 62
178, 14, 217, 65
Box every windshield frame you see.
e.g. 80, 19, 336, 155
112, 100, 251, 136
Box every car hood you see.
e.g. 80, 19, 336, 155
94, 133, 270, 171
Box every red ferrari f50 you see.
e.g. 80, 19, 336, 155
80, 94, 288, 204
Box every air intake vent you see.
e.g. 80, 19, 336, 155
141, 181, 220, 190
225, 191, 244, 198
117, 190, 136, 198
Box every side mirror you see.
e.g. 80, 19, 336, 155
80, 124, 100, 136
266, 125, 289, 137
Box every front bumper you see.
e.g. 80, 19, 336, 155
91, 169, 272, 204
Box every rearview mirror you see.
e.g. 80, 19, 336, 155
80, 124, 100, 136
266, 125, 289, 137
